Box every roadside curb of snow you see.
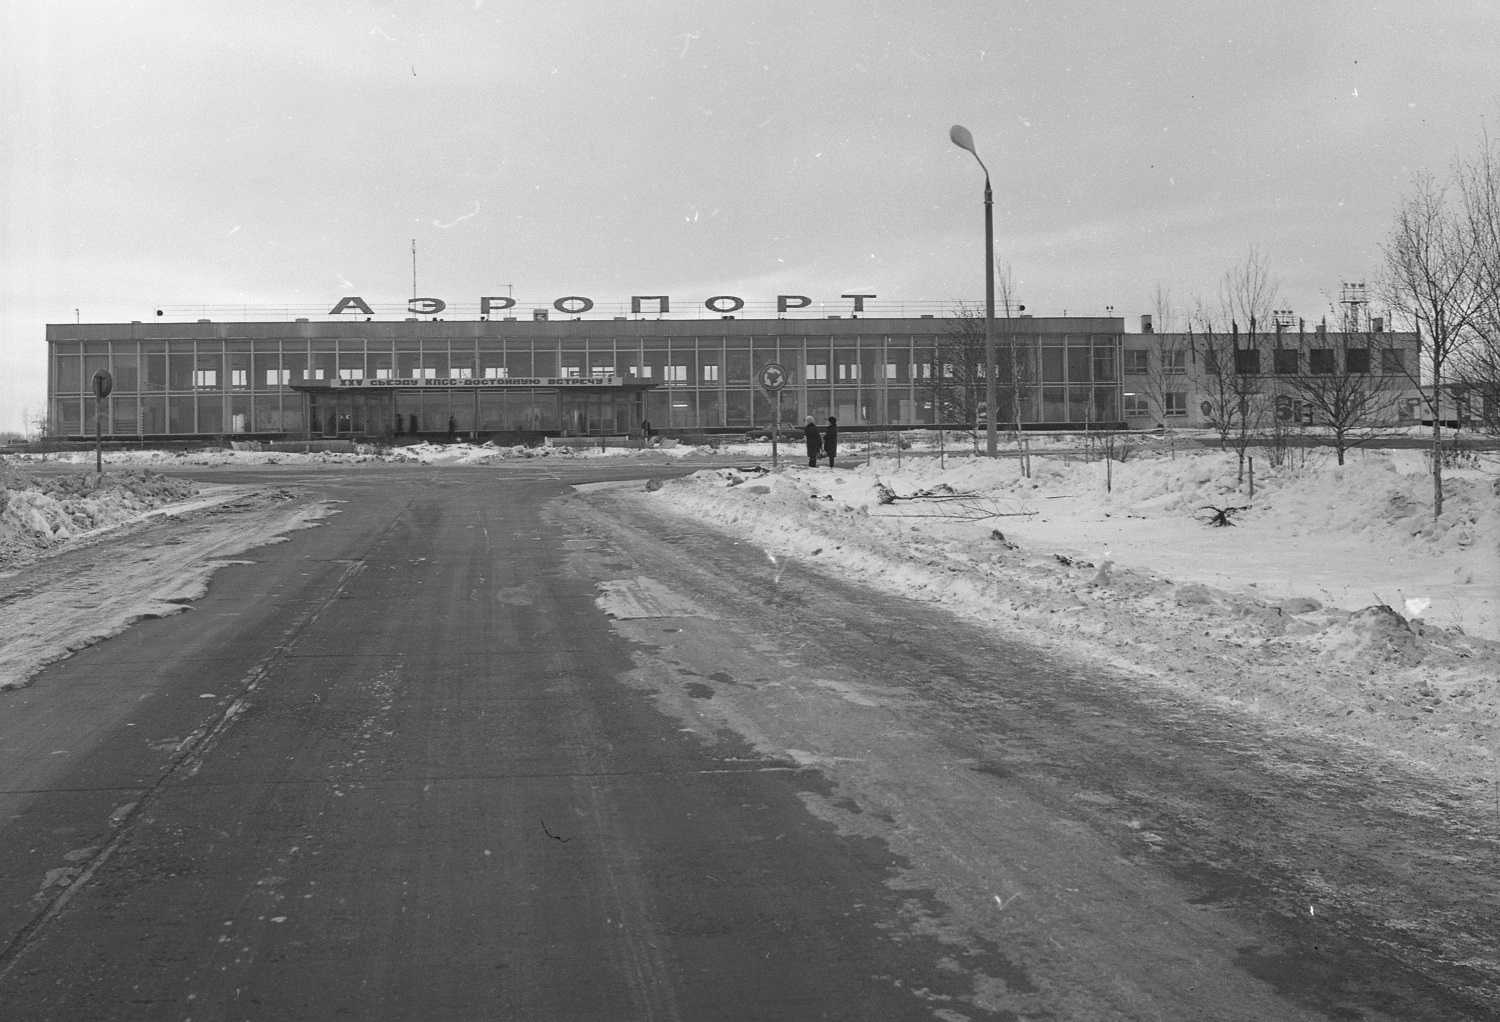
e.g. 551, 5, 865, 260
632, 469, 1500, 789
0, 497, 337, 694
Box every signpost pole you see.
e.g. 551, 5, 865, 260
758, 362, 788, 470
772, 393, 779, 468
91, 369, 113, 475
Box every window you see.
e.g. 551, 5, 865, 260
1310, 349, 1336, 374
450, 367, 472, 380
339, 368, 364, 380
911, 362, 932, 379
483, 367, 508, 379
230, 369, 248, 388
1123, 392, 1150, 416
1164, 392, 1188, 417
376, 368, 393, 380
1273, 349, 1299, 375
1380, 348, 1405, 374
702, 365, 719, 381
1125, 350, 1149, 374
266, 369, 290, 386
806, 364, 828, 381
1234, 350, 1261, 375
632, 365, 653, 378
1162, 350, 1186, 375
1041, 348, 1065, 382
837, 362, 859, 380
666, 365, 688, 382
193, 370, 218, 387
885, 363, 898, 379
1345, 348, 1370, 374
421, 367, 436, 380
594, 365, 615, 377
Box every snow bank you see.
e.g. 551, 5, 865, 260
628, 447, 1500, 784
9, 440, 721, 468
0, 469, 198, 566
0, 496, 335, 693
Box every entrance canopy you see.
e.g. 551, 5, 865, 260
290, 375, 660, 437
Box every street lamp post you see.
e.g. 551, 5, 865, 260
948, 124, 998, 457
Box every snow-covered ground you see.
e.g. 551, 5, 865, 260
624, 445, 1500, 787
6, 439, 718, 468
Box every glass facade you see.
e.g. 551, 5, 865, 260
46, 319, 1124, 438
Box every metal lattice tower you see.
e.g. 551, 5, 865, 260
1339, 282, 1368, 331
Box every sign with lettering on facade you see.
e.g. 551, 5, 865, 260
327, 293, 877, 317
298, 376, 632, 390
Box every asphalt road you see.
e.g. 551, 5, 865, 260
1, 460, 1496, 1020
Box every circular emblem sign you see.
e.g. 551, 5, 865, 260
757, 363, 788, 393
92, 369, 114, 399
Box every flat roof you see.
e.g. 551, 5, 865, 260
46, 315, 1124, 342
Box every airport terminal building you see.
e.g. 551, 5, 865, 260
45, 314, 1127, 441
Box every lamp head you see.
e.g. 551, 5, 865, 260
949, 124, 977, 156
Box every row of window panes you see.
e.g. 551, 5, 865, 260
60, 360, 1112, 389
53, 383, 1129, 434
1123, 393, 1189, 416
49, 334, 1117, 357
1123, 348, 1406, 375
53, 353, 1119, 391
52, 339, 1122, 392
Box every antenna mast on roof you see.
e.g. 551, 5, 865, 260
412, 239, 417, 300
1339, 281, 1368, 332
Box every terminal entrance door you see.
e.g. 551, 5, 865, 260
308, 392, 392, 438
560, 391, 640, 435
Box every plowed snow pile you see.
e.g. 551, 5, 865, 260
9, 440, 716, 468
0, 468, 198, 566
635, 447, 1500, 786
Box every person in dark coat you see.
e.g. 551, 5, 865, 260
824, 415, 839, 468
394, 413, 404, 435
802, 416, 822, 468
447, 416, 458, 441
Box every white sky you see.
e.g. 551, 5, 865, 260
3, 1, 1499, 432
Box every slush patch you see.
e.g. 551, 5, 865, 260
595, 577, 718, 620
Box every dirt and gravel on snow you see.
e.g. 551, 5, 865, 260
626, 446, 1500, 797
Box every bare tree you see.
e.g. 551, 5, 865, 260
931, 312, 988, 450
1188, 304, 1267, 483
1381, 157, 1500, 516
996, 259, 1022, 317
1134, 335, 1187, 431
1218, 246, 1282, 332
935, 302, 1038, 451
1151, 282, 1178, 334
1278, 323, 1408, 464
1450, 127, 1500, 437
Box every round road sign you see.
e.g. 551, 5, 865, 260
757, 362, 788, 393
92, 369, 114, 399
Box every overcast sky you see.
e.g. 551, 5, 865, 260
4, 1, 1499, 432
